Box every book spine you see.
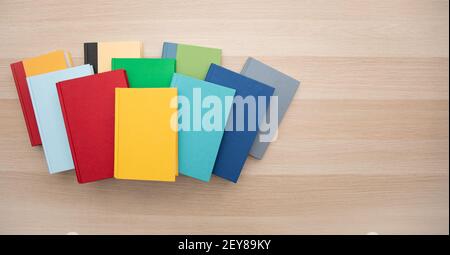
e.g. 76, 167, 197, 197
84, 42, 98, 73
122, 70, 130, 88
113, 89, 120, 179
56, 83, 83, 183
10, 62, 42, 146
205, 63, 216, 82
240, 57, 253, 75
83, 43, 88, 64
162, 42, 168, 58
162, 42, 177, 59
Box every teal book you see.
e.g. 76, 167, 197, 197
170, 73, 235, 182
111, 58, 175, 88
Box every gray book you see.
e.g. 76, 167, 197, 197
240, 57, 300, 159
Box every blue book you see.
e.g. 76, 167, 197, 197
241, 57, 300, 159
171, 73, 235, 182
162, 42, 177, 59
205, 64, 274, 182
27, 65, 94, 174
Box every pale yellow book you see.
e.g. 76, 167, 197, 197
114, 88, 177, 182
97, 41, 143, 73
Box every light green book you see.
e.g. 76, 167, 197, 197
111, 58, 175, 88
162, 42, 221, 80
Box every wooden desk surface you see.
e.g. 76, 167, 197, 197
0, 0, 448, 234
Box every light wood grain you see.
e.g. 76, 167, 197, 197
0, 0, 448, 234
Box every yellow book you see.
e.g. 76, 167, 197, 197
114, 88, 178, 182
22, 50, 73, 77
97, 41, 143, 73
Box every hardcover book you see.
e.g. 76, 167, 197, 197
57, 70, 129, 183
111, 58, 175, 88
84, 41, 143, 73
27, 65, 94, 174
162, 42, 221, 80
240, 57, 300, 159
170, 73, 235, 182
114, 88, 178, 182
205, 64, 274, 182
10, 50, 73, 146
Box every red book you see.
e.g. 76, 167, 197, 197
57, 70, 129, 183
10, 62, 42, 146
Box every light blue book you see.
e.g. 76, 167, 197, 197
170, 73, 235, 182
27, 65, 94, 174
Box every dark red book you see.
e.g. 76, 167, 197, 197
10, 62, 42, 146
57, 70, 129, 183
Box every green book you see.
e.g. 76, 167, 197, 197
111, 58, 175, 88
162, 42, 221, 80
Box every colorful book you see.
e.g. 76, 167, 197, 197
114, 88, 178, 182
205, 64, 274, 182
10, 50, 73, 146
162, 42, 221, 80
84, 41, 143, 73
27, 65, 94, 174
240, 57, 300, 159
57, 70, 129, 183
170, 73, 235, 182
111, 58, 175, 88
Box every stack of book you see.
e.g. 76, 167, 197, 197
11, 41, 300, 184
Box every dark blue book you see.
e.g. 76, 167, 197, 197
205, 64, 275, 182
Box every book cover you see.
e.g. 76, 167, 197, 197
205, 64, 274, 182
96, 41, 143, 73
57, 70, 129, 183
170, 73, 235, 182
241, 57, 300, 159
162, 42, 221, 80
10, 50, 73, 146
22, 51, 73, 76
111, 58, 175, 88
27, 65, 94, 174
114, 88, 178, 182
161, 42, 177, 59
